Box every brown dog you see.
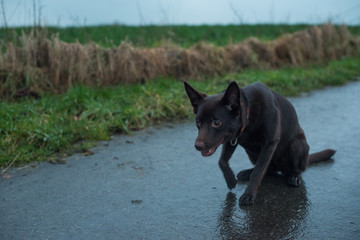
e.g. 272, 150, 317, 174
184, 81, 335, 206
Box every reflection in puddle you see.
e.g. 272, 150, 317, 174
217, 175, 309, 239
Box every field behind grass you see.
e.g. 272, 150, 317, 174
2, 24, 360, 48
0, 24, 316, 48
1, 24, 360, 168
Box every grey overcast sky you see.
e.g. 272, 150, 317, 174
2, 0, 360, 27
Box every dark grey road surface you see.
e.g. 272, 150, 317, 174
1, 81, 360, 240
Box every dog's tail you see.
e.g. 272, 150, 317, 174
309, 149, 336, 164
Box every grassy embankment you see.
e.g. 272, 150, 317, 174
1, 24, 360, 168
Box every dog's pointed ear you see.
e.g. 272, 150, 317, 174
184, 81, 207, 113
222, 81, 240, 112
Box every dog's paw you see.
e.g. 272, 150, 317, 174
226, 177, 237, 190
239, 193, 255, 206
288, 176, 302, 187
237, 168, 253, 181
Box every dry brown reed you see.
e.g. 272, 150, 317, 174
0, 24, 359, 99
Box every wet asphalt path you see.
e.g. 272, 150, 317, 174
1, 81, 360, 240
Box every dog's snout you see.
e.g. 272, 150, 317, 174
194, 140, 205, 151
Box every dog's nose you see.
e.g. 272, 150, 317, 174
194, 140, 205, 151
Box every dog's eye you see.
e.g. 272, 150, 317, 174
196, 119, 201, 127
212, 119, 222, 128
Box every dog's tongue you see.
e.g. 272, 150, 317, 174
201, 147, 216, 157
200, 137, 225, 157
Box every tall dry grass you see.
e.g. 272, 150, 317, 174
0, 24, 359, 99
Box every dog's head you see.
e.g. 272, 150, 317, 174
184, 81, 245, 157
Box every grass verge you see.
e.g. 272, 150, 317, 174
1, 56, 360, 168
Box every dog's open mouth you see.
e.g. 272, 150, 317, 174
201, 137, 225, 157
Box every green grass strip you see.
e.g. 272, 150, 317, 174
3, 24, 360, 48
1, 56, 360, 168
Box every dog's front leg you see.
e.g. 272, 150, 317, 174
218, 141, 238, 189
239, 139, 279, 206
